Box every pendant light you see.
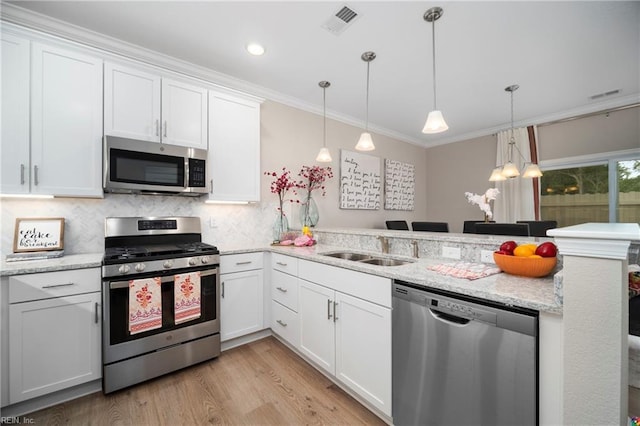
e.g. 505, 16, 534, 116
489, 84, 543, 181
422, 7, 448, 134
355, 51, 376, 151
315, 81, 332, 162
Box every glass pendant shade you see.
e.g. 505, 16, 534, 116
422, 110, 449, 134
501, 161, 520, 178
355, 132, 375, 151
522, 163, 543, 178
316, 147, 332, 162
489, 167, 507, 182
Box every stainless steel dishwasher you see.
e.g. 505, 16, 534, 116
392, 280, 538, 426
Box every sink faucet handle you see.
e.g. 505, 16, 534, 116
377, 236, 390, 254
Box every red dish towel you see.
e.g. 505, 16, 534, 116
129, 277, 162, 335
174, 271, 201, 324
428, 262, 502, 280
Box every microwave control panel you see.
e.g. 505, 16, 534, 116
188, 158, 207, 187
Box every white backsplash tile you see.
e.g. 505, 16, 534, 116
1, 194, 278, 256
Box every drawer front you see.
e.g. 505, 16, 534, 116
271, 253, 298, 276
271, 300, 299, 348
271, 270, 298, 312
298, 259, 391, 308
9, 268, 101, 303
220, 252, 263, 274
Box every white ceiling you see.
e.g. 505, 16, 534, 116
5, 1, 640, 148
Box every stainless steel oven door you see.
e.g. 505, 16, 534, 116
102, 267, 219, 364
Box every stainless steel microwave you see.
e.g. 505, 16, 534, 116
104, 136, 208, 196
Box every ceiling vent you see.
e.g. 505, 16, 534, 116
589, 89, 620, 100
322, 5, 360, 35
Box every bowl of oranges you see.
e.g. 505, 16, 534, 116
493, 241, 558, 278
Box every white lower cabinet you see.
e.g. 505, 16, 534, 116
273, 255, 392, 417
7, 268, 101, 404
270, 254, 300, 348
220, 253, 264, 341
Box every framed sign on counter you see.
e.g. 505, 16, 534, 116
339, 149, 381, 210
13, 217, 65, 252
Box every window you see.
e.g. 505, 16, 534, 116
539, 151, 640, 227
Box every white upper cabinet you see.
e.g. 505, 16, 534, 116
208, 91, 261, 202
105, 62, 208, 149
162, 79, 208, 149
1, 35, 103, 198
31, 43, 103, 197
104, 62, 161, 142
1, 33, 30, 194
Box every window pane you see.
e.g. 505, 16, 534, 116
618, 159, 640, 223
540, 164, 609, 227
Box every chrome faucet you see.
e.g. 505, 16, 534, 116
378, 236, 390, 254
411, 240, 419, 258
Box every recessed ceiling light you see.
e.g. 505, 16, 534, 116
246, 43, 265, 56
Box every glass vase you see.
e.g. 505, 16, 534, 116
272, 213, 289, 242
299, 195, 319, 228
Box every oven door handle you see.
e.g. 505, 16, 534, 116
108, 268, 218, 289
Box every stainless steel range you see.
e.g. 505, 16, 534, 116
101, 216, 220, 393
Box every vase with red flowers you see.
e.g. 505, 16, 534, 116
265, 168, 298, 242
297, 165, 333, 228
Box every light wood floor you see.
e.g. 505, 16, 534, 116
26, 336, 385, 425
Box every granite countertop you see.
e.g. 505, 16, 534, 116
267, 243, 561, 314
1, 253, 104, 277
0, 243, 561, 314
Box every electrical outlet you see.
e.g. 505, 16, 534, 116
209, 217, 217, 228
442, 246, 461, 259
481, 250, 495, 263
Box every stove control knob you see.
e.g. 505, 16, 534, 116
118, 264, 131, 275
135, 263, 146, 272
201, 256, 209, 264
163, 260, 173, 269
188, 258, 197, 266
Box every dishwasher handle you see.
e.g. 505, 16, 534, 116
429, 308, 471, 326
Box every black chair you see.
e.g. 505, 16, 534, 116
386, 220, 409, 230
411, 221, 449, 232
474, 222, 530, 237
463, 220, 495, 234
516, 220, 558, 237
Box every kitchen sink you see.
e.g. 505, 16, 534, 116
321, 251, 414, 267
322, 252, 375, 261
359, 258, 413, 267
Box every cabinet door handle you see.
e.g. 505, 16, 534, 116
235, 261, 252, 265
42, 283, 75, 289
155, 119, 159, 137
327, 299, 332, 320
276, 319, 287, 327
221, 281, 225, 298
34, 165, 39, 186
94, 302, 99, 324
276, 286, 287, 293
20, 164, 25, 185
333, 301, 338, 322
210, 179, 213, 194
163, 120, 167, 138
276, 262, 287, 266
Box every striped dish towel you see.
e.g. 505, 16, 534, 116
129, 277, 162, 335
174, 271, 201, 324
428, 262, 502, 280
